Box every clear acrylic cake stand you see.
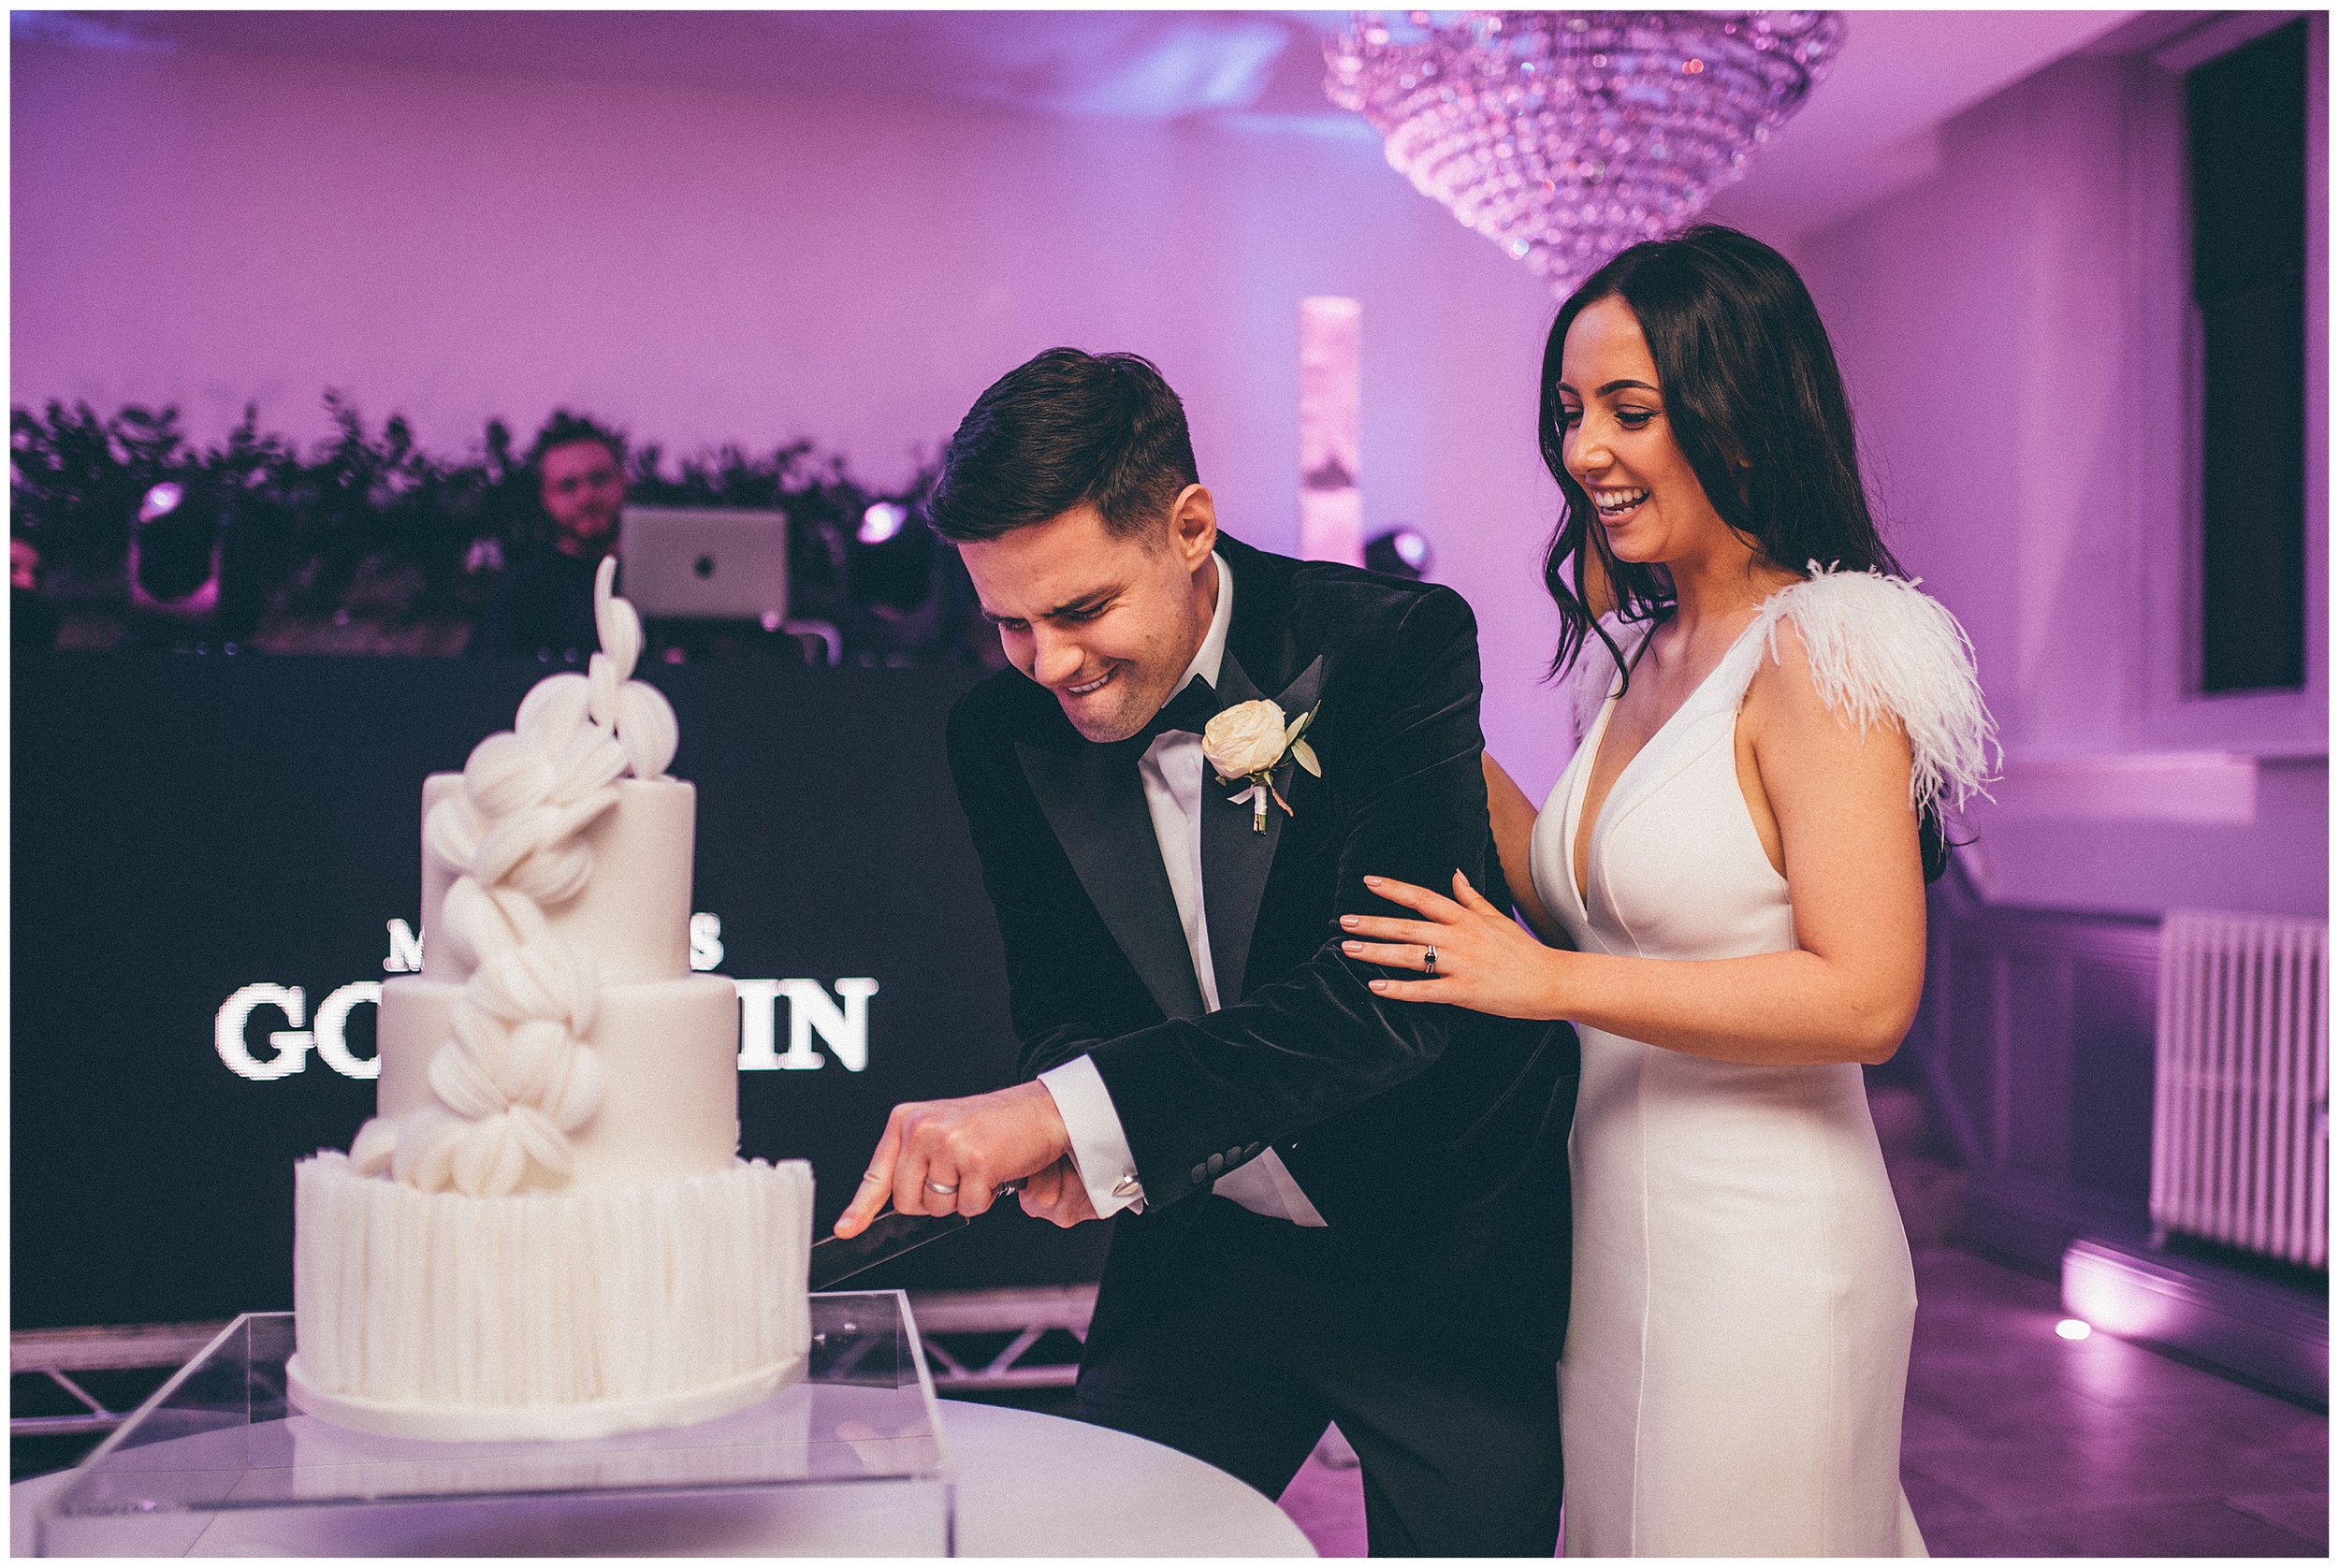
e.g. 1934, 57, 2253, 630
32, 1292, 954, 1556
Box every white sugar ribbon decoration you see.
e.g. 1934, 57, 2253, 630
352, 555, 679, 1197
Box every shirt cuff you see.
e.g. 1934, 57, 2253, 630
1038, 1056, 1147, 1217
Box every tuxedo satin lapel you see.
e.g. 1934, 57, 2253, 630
1199, 652, 1324, 1007
1016, 740, 1207, 1022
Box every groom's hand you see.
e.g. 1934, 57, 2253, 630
833, 1081, 1073, 1239
1018, 1156, 1100, 1228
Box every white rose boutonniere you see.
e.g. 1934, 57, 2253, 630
1202, 699, 1323, 833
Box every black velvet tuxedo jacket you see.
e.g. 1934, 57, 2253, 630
946, 534, 1578, 1358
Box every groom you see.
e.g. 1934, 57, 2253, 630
836, 348, 1577, 1554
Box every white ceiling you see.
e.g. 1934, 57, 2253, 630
20, 9, 2158, 238
1707, 9, 2143, 237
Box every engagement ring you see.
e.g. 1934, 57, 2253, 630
1423, 946, 1438, 974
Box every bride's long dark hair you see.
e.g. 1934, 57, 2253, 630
1538, 224, 1951, 878
1540, 223, 1906, 682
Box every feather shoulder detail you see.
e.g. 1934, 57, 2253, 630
1750, 565, 2000, 811
1561, 611, 1643, 744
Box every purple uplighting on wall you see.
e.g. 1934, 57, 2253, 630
1297, 295, 1363, 567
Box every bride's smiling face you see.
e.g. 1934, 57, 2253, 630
1555, 297, 1734, 569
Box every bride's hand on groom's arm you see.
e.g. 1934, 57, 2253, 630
1340, 870, 1569, 1020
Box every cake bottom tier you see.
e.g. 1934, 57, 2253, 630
290, 1152, 812, 1443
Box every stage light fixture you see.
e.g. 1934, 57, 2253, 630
131, 476, 222, 611
846, 503, 936, 619
1364, 526, 1433, 581
2055, 1318, 2093, 1342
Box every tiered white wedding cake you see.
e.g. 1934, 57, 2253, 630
289, 558, 812, 1443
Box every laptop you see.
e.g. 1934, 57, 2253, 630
617, 506, 789, 621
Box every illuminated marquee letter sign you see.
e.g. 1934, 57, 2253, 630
736, 979, 879, 1071
223, 912, 868, 1083
215, 981, 382, 1082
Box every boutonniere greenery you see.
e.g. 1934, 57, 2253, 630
1201, 699, 1322, 833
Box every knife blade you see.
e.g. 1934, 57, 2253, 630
808, 1181, 1024, 1290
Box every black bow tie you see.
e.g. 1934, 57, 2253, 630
1133, 675, 1220, 750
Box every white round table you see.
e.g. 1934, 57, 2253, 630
11, 1399, 1313, 1557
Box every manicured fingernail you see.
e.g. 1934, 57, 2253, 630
1363, 876, 1384, 886
1341, 915, 1358, 928
1343, 940, 1361, 952
1370, 979, 1389, 992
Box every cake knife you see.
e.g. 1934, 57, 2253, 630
808, 1180, 1025, 1290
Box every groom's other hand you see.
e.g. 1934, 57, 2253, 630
833, 1081, 1074, 1239
1018, 1157, 1100, 1228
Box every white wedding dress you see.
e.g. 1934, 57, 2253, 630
1529, 569, 1993, 1558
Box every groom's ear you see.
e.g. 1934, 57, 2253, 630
1167, 483, 1217, 567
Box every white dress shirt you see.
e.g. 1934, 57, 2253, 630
1038, 554, 1329, 1227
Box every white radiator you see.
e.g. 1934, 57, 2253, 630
2152, 911, 2329, 1269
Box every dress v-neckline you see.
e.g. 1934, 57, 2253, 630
1568, 610, 1773, 911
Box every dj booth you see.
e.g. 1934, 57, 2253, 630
11, 652, 1109, 1332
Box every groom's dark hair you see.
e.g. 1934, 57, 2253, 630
926, 348, 1199, 544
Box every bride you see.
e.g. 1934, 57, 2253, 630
1349, 225, 1993, 1556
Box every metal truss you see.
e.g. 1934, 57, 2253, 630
10, 1321, 232, 1438
11, 1286, 1097, 1439
908, 1285, 1094, 1391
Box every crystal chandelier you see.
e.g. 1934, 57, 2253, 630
1325, 12, 1845, 296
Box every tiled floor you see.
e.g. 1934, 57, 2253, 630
1896, 1246, 2326, 1557
1276, 1244, 2330, 1557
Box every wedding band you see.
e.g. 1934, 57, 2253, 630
1423, 946, 1438, 974
925, 1180, 959, 1196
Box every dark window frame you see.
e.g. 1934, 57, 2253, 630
2133, 10, 2326, 756
2186, 18, 2309, 695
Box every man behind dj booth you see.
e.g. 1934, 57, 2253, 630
471, 412, 628, 660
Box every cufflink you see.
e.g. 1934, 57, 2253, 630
1111, 1174, 1141, 1198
